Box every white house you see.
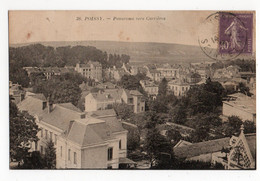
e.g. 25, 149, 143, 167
17, 93, 130, 169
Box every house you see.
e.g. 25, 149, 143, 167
121, 89, 145, 113
23, 67, 72, 80
96, 82, 117, 89
213, 65, 241, 79
168, 79, 191, 97
17, 93, 130, 169
156, 63, 180, 80
173, 137, 231, 168
173, 126, 256, 169
185, 72, 201, 84
113, 68, 129, 81
144, 64, 161, 82
222, 93, 256, 122
75, 61, 102, 82
140, 80, 159, 99
85, 89, 145, 113
85, 89, 123, 112
122, 63, 139, 75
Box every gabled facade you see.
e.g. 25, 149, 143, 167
228, 129, 256, 169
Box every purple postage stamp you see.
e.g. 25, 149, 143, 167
219, 12, 253, 55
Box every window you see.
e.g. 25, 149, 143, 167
74, 152, 77, 164
141, 106, 144, 111
41, 129, 43, 137
108, 147, 113, 161
50, 132, 53, 141
60, 146, 62, 157
68, 149, 71, 161
119, 140, 122, 149
45, 130, 48, 139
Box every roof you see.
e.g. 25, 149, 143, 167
98, 116, 126, 133
58, 103, 82, 113
245, 133, 256, 160
173, 137, 230, 159
39, 103, 83, 131
86, 109, 125, 133
17, 94, 46, 116
64, 117, 115, 147
86, 109, 117, 117
223, 94, 256, 114
174, 140, 193, 148
129, 90, 143, 96
96, 82, 117, 89
91, 89, 123, 102
168, 79, 190, 86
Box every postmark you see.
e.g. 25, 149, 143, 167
198, 12, 253, 61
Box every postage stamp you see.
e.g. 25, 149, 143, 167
198, 11, 253, 61
219, 12, 253, 55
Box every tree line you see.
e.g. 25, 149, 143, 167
10, 44, 130, 68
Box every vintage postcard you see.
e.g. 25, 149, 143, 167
9, 10, 256, 170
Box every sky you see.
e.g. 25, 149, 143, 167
9, 11, 215, 46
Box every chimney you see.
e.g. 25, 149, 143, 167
47, 96, 53, 113
42, 101, 47, 110
20, 93, 25, 102
47, 102, 53, 114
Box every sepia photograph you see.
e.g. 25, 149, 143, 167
8, 10, 256, 170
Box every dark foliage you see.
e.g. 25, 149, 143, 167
10, 100, 39, 162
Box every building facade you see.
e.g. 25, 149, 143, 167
18, 93, 129, 169
75, 61, 102, 82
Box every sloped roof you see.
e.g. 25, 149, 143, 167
31, 94, 47, 101
39, 103, 82, 131
17, 94, 46, 116
96, 82, 117, 89
86, 109, 117, 117
91, 89, 123, 102
64, 117, 115, 147
173, 137, 230, 159
129, 90, 143, 96
87, 109, 125, 133
58, 103, 82, 113
98, 116, 125, 133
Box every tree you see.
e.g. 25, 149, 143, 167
244, 120, 256, 134
10, 100, 39, 162
158, 77, 168, 98
127, 129, 141, 152
113, 103, 134, 121
50, 80, 82, 106
222, 116, 243, 137
238, 82, 252, 96
166, 129, 182, 146
169, 104, 187, 124
21, 151, 45, 169
9, 62, 30, 88
44, 141, 56, 169
144, 128, 173, 168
